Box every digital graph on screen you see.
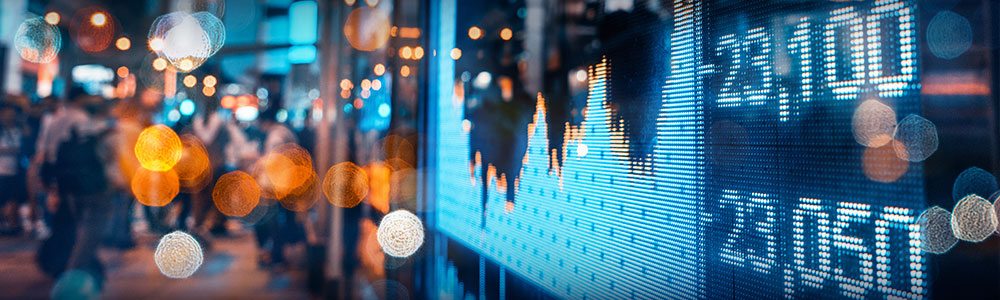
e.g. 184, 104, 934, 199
434, 0, 926, 299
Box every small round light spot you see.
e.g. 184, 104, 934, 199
183, 75, 197, 88
202, 75, 217, 87
116, 37, 131, 51
500, 28, 513, 40
468, 26, 482, 40
90, 12, 107, 27
44, 12, 60, 25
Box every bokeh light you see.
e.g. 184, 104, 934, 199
183, 75, 197, 88
374, 64, 385, 76
892, 114, 938, 162
149, 12, 226, 72
862, 140, 908, 183
14, 17, 61, 64
202, 86, 216, 97
400, 65, 410, 77
131, 167, 180, 207
71, 8, 115, 53
450, 48, 462, 60
154, 231, 204, 279
500, 28, 513, 40
203, 75, 217, 87
399, 46, 412, 59
253, 144, 318, 211
116, 37, 131, 50
852, 99, 896, 148
153, 57, 168, 71
468, 26, 482, 40
322, 162, 369, 208
377, 210, 424, 258
175, 134, 212, 192
918, 206, 958, 254
90, 12, 107, 26
149, 37, 165, 51
116, 66, 129, 78
927, 11, 972, 60
213, 171, 260, 217
135, 125, 183, 171
344, 7, 391, 52
50, 270, 99, 300
413, 46, 424, 59
951, 194, 998, 242
382, 135, 415, 165
44, 12, 60, 25
952, 166, 998, 203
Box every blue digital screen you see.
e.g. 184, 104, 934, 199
433, 0, 926, 299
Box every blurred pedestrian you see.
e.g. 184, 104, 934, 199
0, 102, 27, 235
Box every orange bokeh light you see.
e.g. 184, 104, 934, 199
374, 64, 385, 76
153, 57, 168, 71
322, 162, 369, 208
116, 37, 131, 50
399, 46, 412, 59
202, 75, 217, 87
213, 171, 261, 217
468, 26, 482, 40
382, 135, 415, 165
117, 66, 129, 78
131, 167, 179, 207
413, 46, 424, 59
183, 75, 197, 88
400, 65, 410, 77
202, 86, 216, 97
175, 134, 212, 193
135, 125, 183, 172
863, 140, 909, 183
344, 7, 391, 52
253, 144, 318, 212
220, 95, 236, 109
72, 8, 114, 53
500, 28, 513, 40
450, 48, 462, 60
45, 12, 60, 25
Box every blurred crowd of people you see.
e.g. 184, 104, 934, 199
0, 86, 316, 289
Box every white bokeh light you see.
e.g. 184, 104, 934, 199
154, 231, 203, 279
377, 210, 424, 258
